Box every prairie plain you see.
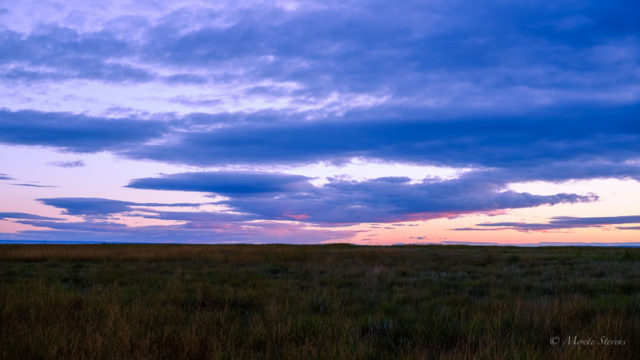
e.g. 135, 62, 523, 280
1, 244, 639, 359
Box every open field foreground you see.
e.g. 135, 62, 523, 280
1, 244, 639, 359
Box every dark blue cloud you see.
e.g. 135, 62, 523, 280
0, 212, 60, 221
164, 74, 208, 84
38, 197, 205, 217
127, 171, 596, 224
226, 177, 594, 224
0, 26, 152, 82
457, 215, 640, 232
0, 109, 167, 152
38, 198, 133, 216
127, 104, 640, 181
1, 1, 637, 97
3, 105, 639, 184
137, 1, 639, 97
127, 171, 312, 195
0, 172, 11, 180
0, 1, 638, 179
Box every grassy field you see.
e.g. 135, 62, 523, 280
0, 244, 639, 359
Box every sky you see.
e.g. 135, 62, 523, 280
0, 0, 639, 245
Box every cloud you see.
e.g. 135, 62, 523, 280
38, 198, 133, 216
0, 109, 167, 152
0, 26, 153, 82
0, 0, 638, 185
38, 168, 597, 228
440, 241, 640, 247
0, 212, 60, 221
47, 160, 85, 168
617, 226, 640, 230
2, 106, 639, 187
127, 171, 313, 195
1, 1, 638, 108
16, 220, 129, 232
0, 172, 11, 180
126, 105, 640, 179
457, 215, 640, 232
11, 219, 355, 244
127, 170, 596, 224
11, 183, 56, 188
1, 1, 639, 243
37, 197, 205, 217
20, 194, 355, 243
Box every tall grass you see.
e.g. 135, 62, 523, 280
1, 244, 638, 359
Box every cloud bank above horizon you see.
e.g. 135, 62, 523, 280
1, 0, 639, 244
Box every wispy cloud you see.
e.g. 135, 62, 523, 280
47, 160, 85, 168
11, 219, 355, 244
11, 183, 56, 188
456, 215, 640, 232
0, 212, 61, 221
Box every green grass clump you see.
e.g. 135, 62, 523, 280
0, 244, 638, 359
